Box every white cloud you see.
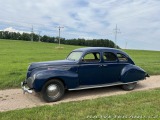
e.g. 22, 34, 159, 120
3, 27, 17, 32
1, 27, 30, 34
0, 0, 160, 50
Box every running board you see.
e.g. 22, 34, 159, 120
68, 82, 123, 91
68, 81, 139, 91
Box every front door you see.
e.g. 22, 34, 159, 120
78, 52, 104, 85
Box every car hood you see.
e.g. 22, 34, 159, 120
28, 60, 77, 71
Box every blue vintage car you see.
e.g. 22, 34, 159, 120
21, 47, 149, 102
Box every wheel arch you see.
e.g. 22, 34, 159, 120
44, 77, 67, 89
43, 75, 79, 90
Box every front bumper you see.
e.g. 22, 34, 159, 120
21, 81, 33, 94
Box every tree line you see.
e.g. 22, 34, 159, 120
0, 31, 119, 48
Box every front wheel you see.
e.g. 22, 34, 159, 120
121, 82, 137, 91
41, 79, 65, 102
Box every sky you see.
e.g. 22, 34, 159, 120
0, 0, 160, 50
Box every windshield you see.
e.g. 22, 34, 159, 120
66, 51, 83, 61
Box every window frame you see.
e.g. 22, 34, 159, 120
117, 53, 128, 62
80, 52, 101, 63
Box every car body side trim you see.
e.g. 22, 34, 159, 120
68, 81, 140, 91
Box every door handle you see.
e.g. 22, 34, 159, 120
99, 64, 108, 67
103, 64, 108, 67
99, 65, 103, 67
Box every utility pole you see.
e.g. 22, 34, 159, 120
38, 31, 41, 42
31, 25, 34, 41
56, 26, 64, 46
125, 41, 127, 49
113, 24, 121, 48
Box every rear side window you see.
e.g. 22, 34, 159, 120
117, 53, 128, 62
103, 52, 117, 62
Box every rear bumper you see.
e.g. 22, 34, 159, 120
145, 73, 150, 77
21, 81, 33, 94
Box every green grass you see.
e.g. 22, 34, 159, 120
1, 88, 160, 120
0, 39, 83, 89
0, 39, 160, 89
124, 49, 160, 75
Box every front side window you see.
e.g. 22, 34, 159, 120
66, 51, 83, 61
117, 53, 128, 62
82, 52, 100, 63
103, 52, 117, 62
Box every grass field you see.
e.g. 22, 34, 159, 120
0, 39, 160, 119
123, 49, 160, 75
0, 39, 160, 89
0, 88, 160, 119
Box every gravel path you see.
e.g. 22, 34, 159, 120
0, 75, 160, 112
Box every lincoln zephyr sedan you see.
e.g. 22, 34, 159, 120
21, 47, 149, 102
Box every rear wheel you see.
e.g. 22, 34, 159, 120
121, 82, 137, 91
42, 79, 65, 102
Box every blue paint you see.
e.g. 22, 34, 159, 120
24, 47, 148, 92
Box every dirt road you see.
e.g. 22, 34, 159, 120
0, 75, 160, 112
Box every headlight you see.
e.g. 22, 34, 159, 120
26, 75, 35, 88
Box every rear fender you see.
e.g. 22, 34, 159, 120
121, 64, 147, 83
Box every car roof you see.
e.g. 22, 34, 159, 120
73, 47, 128, 56
73, 47, 118, 51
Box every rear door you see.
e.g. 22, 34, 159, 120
102, 52, 127, 83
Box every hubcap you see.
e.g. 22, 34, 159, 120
127, 83, 135, 89
47, 84, 60, 98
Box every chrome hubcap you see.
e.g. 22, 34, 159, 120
127, 83, 135, 89
47, 84, 60, 98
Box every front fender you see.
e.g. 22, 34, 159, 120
121, 64, 147, 83
33, 69, 79, 92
